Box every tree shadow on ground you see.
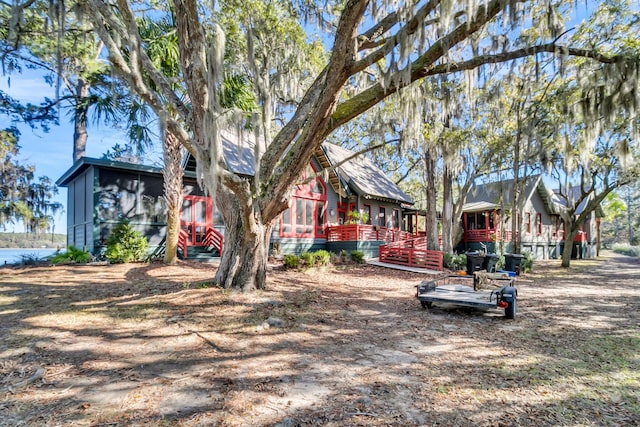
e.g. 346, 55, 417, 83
0, 255, 638, 426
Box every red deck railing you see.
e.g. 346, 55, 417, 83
327, 224, 412, 243
463, 229, 513, 243
178, 229, 189, 259
204, 226, 224, 254
379, 237, 444, 271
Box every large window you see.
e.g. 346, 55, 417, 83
536, 213, 542, 235
279, 164, 327, 238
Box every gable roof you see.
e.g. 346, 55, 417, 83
183, 129, 413, 204
58, 130, 413, 205
319, 143, 414, 204
552, 187, 605, 218
463, 175, 557, 214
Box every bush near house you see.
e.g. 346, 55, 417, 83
283, 254, 300, 269
443, 253, 466, 271
350, 250, 365, 264
105, 222, 149, 263
51, 246, 92, 265
520, 251, 534, 273
283, 249, 364, 269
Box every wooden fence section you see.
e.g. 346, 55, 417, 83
327, 224, 412, 243
379, 236, 443, 271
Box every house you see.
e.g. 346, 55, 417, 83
56, 131, 424, 261
458, 175, 602, 259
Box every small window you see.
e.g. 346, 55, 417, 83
536, 213, 542, 235
379, 207, 386, 227
525, 212, 532, 234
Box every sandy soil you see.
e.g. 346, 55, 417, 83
0, 252, 639, 426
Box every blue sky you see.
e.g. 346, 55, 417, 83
1, 69, 137, 234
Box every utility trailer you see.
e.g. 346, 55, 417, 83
416, 273, 517, 319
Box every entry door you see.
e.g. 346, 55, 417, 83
181, 195, 212, 246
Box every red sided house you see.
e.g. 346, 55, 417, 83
56, 132, 442, 269
458, 175, 602, 259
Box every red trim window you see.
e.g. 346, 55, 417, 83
279, 164, 327, 238
536, 213, 542, 235
525, 212, 532, 234
378, 206, 386, 227
392, 209, 400, 229
363, 204, 372, 225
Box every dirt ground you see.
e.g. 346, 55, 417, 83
1, 252, 639, 426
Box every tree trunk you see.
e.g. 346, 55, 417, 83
561, 225, 578, 268
510, 141, 521, 254
441, 164, 454, 254
424, 147, 439, 251
214, 191, 273, 291
163, 131, 183, 265
72, 79, 90, 163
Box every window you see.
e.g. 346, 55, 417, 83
477, 211, 487, 230
279, 163, 327, 238
392, 209, 400, 229
378, 207, 386, 227
536, 213, 542, 235
465, 211, 494, 231
525, 212, 532, 234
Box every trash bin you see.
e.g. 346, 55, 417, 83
483, 253, 499, 273
466, 253, 484, 275
504, 253, 524, 275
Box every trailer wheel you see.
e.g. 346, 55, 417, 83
505, 298, 516, 319
420, 301, 432, 309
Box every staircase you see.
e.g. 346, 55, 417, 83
177, 227, 224, 262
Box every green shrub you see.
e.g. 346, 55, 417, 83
520, 251, 534, 273
51, 246, 92, 265
612, 244, 640, 257
283, 254, 300, 269
443, 253, 466, 271
300, 251, 315, 266
443, 253, 454, 269
105, 222, 149, 263
314, 250, 332, 266
350, 250, 365, 264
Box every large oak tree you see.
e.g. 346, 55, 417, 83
37, 0, 638, 290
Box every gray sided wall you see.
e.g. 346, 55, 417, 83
66, 167, 95, 252
519, 194, 557, 260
